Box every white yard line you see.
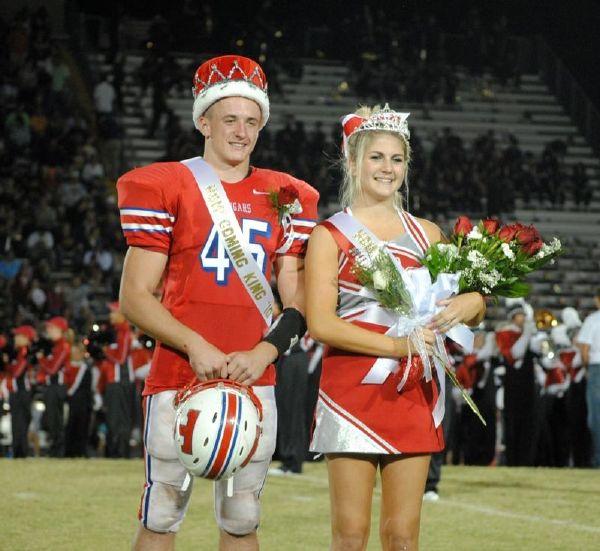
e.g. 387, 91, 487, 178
271, 473, 600, 534
435, 499, 600, 534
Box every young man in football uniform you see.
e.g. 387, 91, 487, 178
117, 55, 319, 550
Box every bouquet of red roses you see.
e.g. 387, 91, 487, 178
349, 215, 562, 426
420, 216, 563, 299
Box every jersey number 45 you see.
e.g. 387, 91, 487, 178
200, 219, 271, 285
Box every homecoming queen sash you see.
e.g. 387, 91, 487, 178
181, 156, 274, 328
329, 211, 474, 428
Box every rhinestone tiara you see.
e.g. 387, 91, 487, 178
353, 104, 410, 140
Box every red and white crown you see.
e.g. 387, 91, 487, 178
342, 104, 410, 156
192, 55, 269, 130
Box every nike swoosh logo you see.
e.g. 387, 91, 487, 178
252, 189, 270, 195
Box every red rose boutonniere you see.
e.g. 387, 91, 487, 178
269, 185, 303, 222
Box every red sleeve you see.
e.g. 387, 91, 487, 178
95, 362, 107, 394
131, 347, 152, 370
40, 341, 70, 375
104, 326, 131, 365
117, 163, 179, 253
495, 329, 521, 365
9, 348, 29, 378
456, 354, 477, 389
276, 175, 319, 258
63, 365, 76, 388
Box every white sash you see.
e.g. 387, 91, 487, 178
329, 211, 476, 427
181, 156, 274, 328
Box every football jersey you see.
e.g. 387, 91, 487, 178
117, 161, 319, 394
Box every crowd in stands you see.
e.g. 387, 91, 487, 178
0, 7, 126, 336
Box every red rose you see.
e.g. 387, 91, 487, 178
278, 185, 299, 205
482, 218, 500, 235
522, 238, 543, 256
516, 225, 541, 246
453, 216, 473, 237
498, 224, 519, 242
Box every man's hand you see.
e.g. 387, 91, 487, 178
226, 342, 278, 386
185, 334, 229, 381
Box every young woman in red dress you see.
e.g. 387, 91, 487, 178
305, 105, 486, 550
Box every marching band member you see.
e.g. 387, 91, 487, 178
534, 310, 568, 466
550, 308, 590, 466
64, 341, 93, 457
37, 316, 71, 458
305, 104, 485, 550
5, 325, 36, 457
456, 329, 498, 465
102, 302, 133, 458
495, 301, 539, 466
556, 307, 591, 466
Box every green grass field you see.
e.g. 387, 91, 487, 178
1, 459, 599, 550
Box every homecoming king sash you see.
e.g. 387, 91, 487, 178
329, 211, 475, 428
181, 156, 274, 328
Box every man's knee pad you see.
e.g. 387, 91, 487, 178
215, 489, 260, 536
139, 479, 193, 533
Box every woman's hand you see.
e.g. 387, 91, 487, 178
428, 292, 485, 331
393, 327, 436, 357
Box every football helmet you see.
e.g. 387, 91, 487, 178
173, 379, 263, 480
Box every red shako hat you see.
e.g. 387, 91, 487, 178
192, 55, 269, 130
45, 316, 69, 332
13, 325, 38, 341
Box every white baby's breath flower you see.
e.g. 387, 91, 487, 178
501, 242, 515, 260
536, 238, 561, 259
467, 227, 483, 240
438, 243, 459, 258
372, 270, 388, 290
479, 269, 501, 289
466, 250, 488, 268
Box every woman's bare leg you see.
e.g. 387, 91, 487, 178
379, 454, 431, 551
327, 453, 378, 551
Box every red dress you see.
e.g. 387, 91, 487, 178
310, 209, 444, 454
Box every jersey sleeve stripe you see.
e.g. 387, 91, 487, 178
120, 208, 175, 222
122, 223, 173, 233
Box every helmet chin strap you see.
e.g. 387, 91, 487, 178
181, 472, 191, 492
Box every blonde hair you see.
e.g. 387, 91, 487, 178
340, 105, 411, 210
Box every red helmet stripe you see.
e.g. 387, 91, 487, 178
207, 392, 239, 479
